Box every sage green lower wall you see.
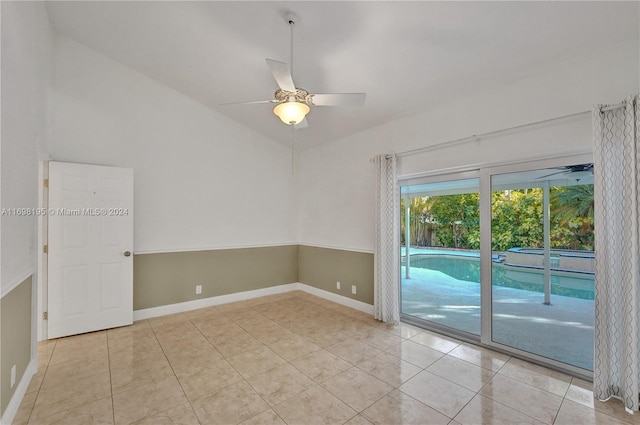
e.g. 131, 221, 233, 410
133, 245, 298, 310
298, 245, 374, 305
0, 276, 32, 416
133, 244, 374, 311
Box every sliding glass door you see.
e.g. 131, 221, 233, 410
400, 175, 481, 337
399, 157, 595, 374
490, 166, 594, 370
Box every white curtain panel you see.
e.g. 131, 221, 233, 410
373, 154, 400, 325
593, 94, 640, 412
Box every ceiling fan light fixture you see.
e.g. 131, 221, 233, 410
273, 101, 310, 125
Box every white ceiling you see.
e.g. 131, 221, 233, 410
45, 1, 639, 149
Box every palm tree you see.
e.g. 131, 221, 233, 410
551, 184, 594, 222
550, 184, 594, 250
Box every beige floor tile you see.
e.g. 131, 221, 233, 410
268, 335, 322, 361
227, 345, 287, 378
212, 331, 265, 357
234, 317, 281, 333
110, 356, 174, 394
322, 367, 394, 412
344, 414, 374, 425
554, 399, 634, 425
48, 340, 108, 366
31, 372, 112, 421
454, 394, 546, 425
399, 370, 475, 418
174, 359, 243, 401
11, 390, 38, 425
37, 348, 54, 370
44, 356, 110, 384
408, 332, 461, 353
108, 333, 161, 354
28, 396, 114, 425
273, 385, 357, 425
356, 352, 422, 387
393, 324, 424, 339
54, 331, 107, 349
326, 339, 382, 365
197, 320, 247, 341
448, 343, 510, 372
164, 344, 223, 371
361, 389, 450, 425
224, 308, 267, 322
290, 349, 352, 383
251, 326, 298, 345
427, 355, 495, 392
353, 329, 404, 351
192, 380, 270, 425
240, 409, 287, 425
112, 375, 189, 424
565, 378, 640, 424
479, 374, 562, 424
26, 293, 631, 425
128, 400, 199, 425
25, 370, 46, 395
247, 363, 316, 406
498, 357, 572, 397
155, 333, 209, 355
386, 340, 444, 368
302, 329, 349, 348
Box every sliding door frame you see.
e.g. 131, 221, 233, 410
399, 152, 594, 380
399, 169, 481, 343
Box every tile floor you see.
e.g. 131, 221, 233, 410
12, 290, 640, 425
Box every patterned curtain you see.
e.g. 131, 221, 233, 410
593, 94, 640, 412
373, 154, 400, 324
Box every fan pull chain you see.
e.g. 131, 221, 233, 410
289, 18, 294, 80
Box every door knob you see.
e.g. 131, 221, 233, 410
124, 251, 132, 257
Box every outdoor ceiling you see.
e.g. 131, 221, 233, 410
45, 1, 639, 149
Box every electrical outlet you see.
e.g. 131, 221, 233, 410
336, 281, 341, 290
10, 365, 16, 388
352, 285, 357, 295
195, 285, 202, 295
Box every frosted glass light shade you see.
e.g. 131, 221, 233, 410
273, 101, 310, 125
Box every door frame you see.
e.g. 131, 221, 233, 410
399, 169, 482, 343
37, 160, 49, 342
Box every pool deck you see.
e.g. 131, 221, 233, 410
401, 263, 594, 371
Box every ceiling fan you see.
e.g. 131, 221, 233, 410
537, 163, 594, 180
221, 12, 366, 128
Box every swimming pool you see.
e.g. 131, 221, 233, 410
404, 254, 595, 300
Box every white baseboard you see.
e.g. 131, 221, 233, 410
133, 283, 299, 320
0, 359, 36, 425
132, 282, 374, 321
296, 283, 374, 315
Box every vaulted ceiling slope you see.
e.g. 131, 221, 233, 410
46, 1, 639, 148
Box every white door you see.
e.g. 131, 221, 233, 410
48, 161, 134, 338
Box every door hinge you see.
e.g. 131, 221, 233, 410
43, 312, 48, 320
43, 245, 48, 254
43, 179, 49, 188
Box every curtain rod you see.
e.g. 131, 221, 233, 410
391, 101, 626, 159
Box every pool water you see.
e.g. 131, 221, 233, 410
404, 255, 594, 300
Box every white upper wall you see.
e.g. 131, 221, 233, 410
1, 1, 52, 296
50, 36, 296, 253
297, 42, 640, 253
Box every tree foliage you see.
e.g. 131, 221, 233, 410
400, 183, 594, 251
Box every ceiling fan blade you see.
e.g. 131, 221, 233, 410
219, 99, 277, 106
310, 93, 366, 107
266, 59, 296, 93
537, 170, 565, 179
294, 117, 308, 129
